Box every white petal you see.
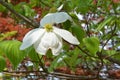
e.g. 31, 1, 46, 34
53, 27, 80, 45
41, 32, 59, 48
51, 39, 63, 56
20, 28, 45, 50
40, 12, 72, 27
34, 41, 48, 55
34, 32, 61, 55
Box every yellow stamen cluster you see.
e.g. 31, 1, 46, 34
45, 24, 53, 32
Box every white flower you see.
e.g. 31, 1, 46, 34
20, 12, 80, 56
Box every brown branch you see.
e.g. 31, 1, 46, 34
0, 0, 39, 28
98, 52, 120, 65
50, 72, 96, 79
3, 70, 97, 79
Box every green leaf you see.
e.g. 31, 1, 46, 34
68, 48, 80, 69
83, 37, 100, 54
77, 0, 93, 14
14, 2, 26, 15
106, 50, 116, 56
63, 20, 71, 30
0, 56, 6, 71
96, 16, 115, 31
23, 5, 35, 17
48, 53, 66, 72
27, 46, 40, 68
62, 1, 75, 12
0, 40, 26, 69
71, 25, 85, 43
26, 46, 39, 61
27, 46, 39, 62
70, 13, 79, 23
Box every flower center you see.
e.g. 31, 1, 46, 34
44, 24, 53, 32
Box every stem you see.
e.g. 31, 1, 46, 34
77, 46, 97, 58
96, 22, 117, 77
100, 21, 117, 54
36, 53, 48, 74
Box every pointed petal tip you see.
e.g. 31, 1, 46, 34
19, 46, 25, 50
19, 44, 28, 50
54, 27, 80, 45
70, 39, 80, 45
74, 41, 80, 45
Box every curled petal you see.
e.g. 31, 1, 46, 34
40, 12, 72, 27
41, 32, 59, 48
51, 39, 63, 56
34, 41, 47, 55
20, 28, 45, 50
53, 27, 80, 45
34, 32, 62, 55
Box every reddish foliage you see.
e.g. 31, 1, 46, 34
93, 0, 98, 5
55, 67, 71, 74
0, 17, 32, 41
108, 70, 120, 79
44, 61, 51, 67
75, 68, 88, 75
112, 0, 120, 3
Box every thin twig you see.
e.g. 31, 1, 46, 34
77, 46, 98, 58
0, 0, 39, 28
3, 70, 97, 79
96, 23, 117, 77
36, 53, 48, 74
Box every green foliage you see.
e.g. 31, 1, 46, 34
48, 53, 66, 72
71, 25, 85, 43
0, 4, 6, 12
0, 56, 6, 71
0, 31, 17, 41
14, 2, 35, 17
76, 0, 94, 14
0, 0, 120, 77
106, 50, 116, 56
83, 37, 100, 55
23, 5, 35, 17
96, 16, 115, 31
0, 40, 26, 69
48, 48, 81, 72
64, 48, 81, 70
62, 0, 75, 12
27, 46, 39, 62
40, 0, 62, 8
29, 0, 41, 7
63, 20, 71, 30
27, 46, 40, 67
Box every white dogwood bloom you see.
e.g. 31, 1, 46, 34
20, 12, 80, 55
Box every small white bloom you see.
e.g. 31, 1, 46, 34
57, 4, 64, 11
20, 12, 80, 55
